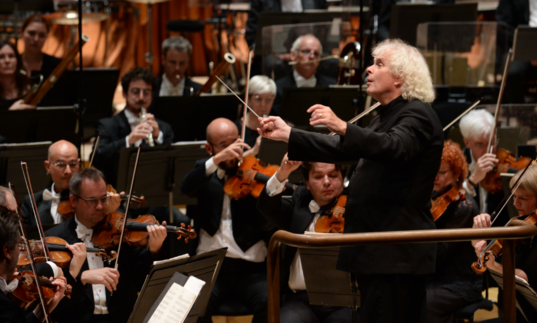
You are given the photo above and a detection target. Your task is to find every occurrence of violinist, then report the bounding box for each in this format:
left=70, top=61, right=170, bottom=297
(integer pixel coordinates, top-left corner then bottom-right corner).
left=0, top=208, right=68, bottom=323
left=258, top=38, right=442, bottom=323
left=257, top=155, right=352, bottom=323
left=472, top=165, right=537, bottom=323
left=426, top=140, right=482, bottom=323
left=0, top=40, right=35, bottom=111
left=180, top=117, right=272, bottom=323
left=44, top=168, right=167, bottom=323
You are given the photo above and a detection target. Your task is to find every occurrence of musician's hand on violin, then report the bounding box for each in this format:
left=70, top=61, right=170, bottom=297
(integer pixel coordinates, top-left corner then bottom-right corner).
left=144, top=113, right=160, bottom=138
left=473, top=213, right=492, bottom=229
left=257, top=116, right=291, bottom=142
left=8, top=99, right=36, bottom=110
left=147, top=221, right=168, bottom=256
left=66, top=243, right=87, bottom=279
left=48, top=276, right=67, bottom=311
left=81, top=268, right=120, bottom=292
left=307, top=104, right=347, bottom=136
left=213, top=139, right=250, bottom=165
left=128, top=123, right=152, bottom=145
left=474, top=240, right=487, bottom=257
left=243, top=136, right=262, bottom=158
left=105, top=192, right=123, bottom=214
left=472, top=153, right=499, bottom=184
left=276, top=153, right=302, bottom=182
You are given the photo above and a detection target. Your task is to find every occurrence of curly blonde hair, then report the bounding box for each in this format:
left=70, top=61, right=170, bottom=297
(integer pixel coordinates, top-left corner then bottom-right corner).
left=372, top=39, right=435, bottom=103
left=441, top=140, right=468, bottom=189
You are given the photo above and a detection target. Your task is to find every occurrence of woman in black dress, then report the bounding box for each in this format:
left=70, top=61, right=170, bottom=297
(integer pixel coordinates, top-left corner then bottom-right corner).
left=0, top=40, right=33, bottom=110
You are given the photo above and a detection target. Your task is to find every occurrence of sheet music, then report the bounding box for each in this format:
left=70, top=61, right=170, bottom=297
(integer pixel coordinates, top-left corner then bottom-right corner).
left=488, top=267, right=537, bottom=321
left=147, top=283, right=196, bottom=323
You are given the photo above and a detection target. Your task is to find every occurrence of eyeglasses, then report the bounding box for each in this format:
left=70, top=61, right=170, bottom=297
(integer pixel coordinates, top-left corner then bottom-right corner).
left=53, top=161, right=80, bottom=169
left=129, top=88, right=152, bottom=97
left=75, top=195, right=109, bottom=208
left=252, top=95, right=274, bottom=104
left=299, top=49, right=321, bottom=58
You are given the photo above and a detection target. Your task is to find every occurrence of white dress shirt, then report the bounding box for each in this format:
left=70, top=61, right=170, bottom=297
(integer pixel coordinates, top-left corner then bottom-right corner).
left=196, top=157, right=267, bottom=262
left=281, top=0, right=303, bottom=12
left=293, top=69, right=317, bottom=88
left=530, top=0, right=537, bottom=27
left=124, top=109, right=164, bottom=148
left=463, top=152, right=488, bottom=213
left=159, top=74, right=185, bottom=97
left=74, top=216, right=109, bottom=315
left=42, top=183, right=62, bottom=224
left=265, top=174, right=320, bottom=292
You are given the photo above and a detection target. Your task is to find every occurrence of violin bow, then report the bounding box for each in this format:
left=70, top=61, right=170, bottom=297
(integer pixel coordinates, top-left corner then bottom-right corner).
left=486, top=49, right=513, bottom=154
left=88, top=133, right=101, bottom=168
left=442, top=99, right=481, bottom=132
left=329, top=102, right=381, bottom=136
left=9, top=182, right=51, bottom=323
left=216, top=76, right=261, bottom=119
left=241, top=51, right=253, bottom=142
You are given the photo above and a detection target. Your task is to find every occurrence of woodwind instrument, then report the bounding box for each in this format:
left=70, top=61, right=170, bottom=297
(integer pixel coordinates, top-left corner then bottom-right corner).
left=140, top=107, right=154, bottom=147
left=24, top=34, right=90, bottom=106
left=196, top=53, right=236, bottom=96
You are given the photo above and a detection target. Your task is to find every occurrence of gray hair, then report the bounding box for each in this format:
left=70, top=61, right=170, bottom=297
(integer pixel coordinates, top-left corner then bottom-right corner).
left=0, top=186, right=12, bottom=208
left=162, top=36, right=192, bottom=56
left=248, top=75, right=276, bottom=96
left=290, top=34, right=323, bottom=55
left=459, top=109, right=495, bottom=140
left=70, top=168, right=106, bottom=197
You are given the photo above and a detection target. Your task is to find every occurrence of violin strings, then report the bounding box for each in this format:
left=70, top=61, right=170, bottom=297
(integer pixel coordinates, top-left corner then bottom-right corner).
left=215, top=76, right=261, bottom=119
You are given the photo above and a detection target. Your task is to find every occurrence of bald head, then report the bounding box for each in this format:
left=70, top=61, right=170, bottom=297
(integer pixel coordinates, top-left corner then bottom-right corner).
left=45, top=140, right=80, bottom=193
left=48, top=140, right=78, bottom=160
left=206, top=118, right=238, bottom=144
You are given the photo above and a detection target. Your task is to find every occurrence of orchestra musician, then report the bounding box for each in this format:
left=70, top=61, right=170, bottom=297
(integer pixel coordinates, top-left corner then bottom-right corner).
left=472, top=165, right=537, bottom=323
left=258, top=38, right=443, bottom=322
left=0, top=207, right=68, bottom=323
left=459, top=109, right=509, bottom=224
left=44, top=168, right=167, bottom=323
left=271, top=34, right=336, bottom=116
left=426, top=140, right=482, bottom=323
left=20, top=15, right=61, bottom=82
left=257, top=155, right=353, bottom=323
left=0, top=40, right=35, bottom=111
left=180, top=118, right=272, bottom=323
left=154, top=36, right=202, bottom=97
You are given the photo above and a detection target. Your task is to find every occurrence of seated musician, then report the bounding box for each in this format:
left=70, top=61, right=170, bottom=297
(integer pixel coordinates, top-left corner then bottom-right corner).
left=0, top=207, right=68, bottom=323
left=92, top=67, right=174, bottom=187
left=257, top=155, right=352, bottom=323
left=180, top=117, right=272, bottom=323
left=472, top=165, right=537, bottom=323
left=426, top=140, right=483, bottom=323
left=271, top=34, right=336, bottom=116
left=0, top=40, right=35, bottom=111
left=459, top=109, right=507, bottom=224
left=20, top=15, right=61, bottom=82
left=155, top=36, right=201, bottom=97
left=234, top=75, right=276, bottom=151
left=44, top=168, right=167, bottom=323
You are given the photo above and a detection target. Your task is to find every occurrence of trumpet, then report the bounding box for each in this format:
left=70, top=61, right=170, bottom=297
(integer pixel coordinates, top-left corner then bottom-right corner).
left=140, top=106, right=155, bottom=147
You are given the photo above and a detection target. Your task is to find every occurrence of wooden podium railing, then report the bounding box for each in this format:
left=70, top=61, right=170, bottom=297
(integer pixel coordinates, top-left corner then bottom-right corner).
left=267, top=220, right=537, bottom=323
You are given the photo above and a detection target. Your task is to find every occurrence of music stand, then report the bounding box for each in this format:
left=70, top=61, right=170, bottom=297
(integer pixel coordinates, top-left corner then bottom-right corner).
left=129, top=248, right=227, bottom=323
left=0, top=142, right=52, bottom=203
left=0, top=0, right=53, bottom=13
left=513, top=27, right=537, bottom=62
left=152, top=94, right=241, bottom=141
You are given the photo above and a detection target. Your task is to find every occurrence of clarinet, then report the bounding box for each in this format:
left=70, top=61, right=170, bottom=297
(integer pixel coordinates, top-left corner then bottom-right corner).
left=140, top=106, right=155, bottom=147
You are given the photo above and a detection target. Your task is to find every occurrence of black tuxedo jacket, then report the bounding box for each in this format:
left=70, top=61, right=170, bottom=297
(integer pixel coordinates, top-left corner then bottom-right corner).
left=0, top=291, right=41, bottom=323
left=180, top=159, right=272, bottom=253
left=45, top=217, right=153, bottom=323
left=271, top=73, right=336, bottom=116
left=91, top=110, right=174, bottom=187
left=21, top=189, right=53, bottom=227
left=287, top=96, right=443, bottom=275
left=154, top=77, right=202, bottom=97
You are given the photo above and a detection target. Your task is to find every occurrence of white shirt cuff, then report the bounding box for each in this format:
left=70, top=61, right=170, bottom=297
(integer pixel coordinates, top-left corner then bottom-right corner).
left=205, top=157, right=218, bottom=176
left=266, top=174, right=287, bottom=197
left=46, top=261, right=60, bottom=279
left=155, top=131, right=164, bottom=144
left=125, top=136, right=130, bottom=148
left=463, top=180, right=476, bottom=197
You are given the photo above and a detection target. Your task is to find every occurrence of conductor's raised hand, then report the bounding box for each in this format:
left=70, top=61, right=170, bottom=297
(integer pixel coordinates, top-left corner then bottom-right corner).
left=307, top=104, right=347, bottom=136
left=257, top=116, right=291, bottom=143
left=212, top=138, right=251, bottom=165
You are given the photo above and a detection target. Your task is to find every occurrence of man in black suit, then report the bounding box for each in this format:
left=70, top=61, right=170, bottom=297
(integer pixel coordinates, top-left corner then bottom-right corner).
left=92, top=67, right=174, bottom=187
left=259, top=38, right=443, bottom=322
left=271, top=34, right=336, bottom=116
left=180, top=118, right=272, bottom=323
left=154, top=36, right=202, bottom=97
left=45, top=168, right=167, bottom=323
left=257, top=155, right=352, bottom=323
left=0, top=208, right=68, bottom=323
left=21, top=140, right=80, bottom=226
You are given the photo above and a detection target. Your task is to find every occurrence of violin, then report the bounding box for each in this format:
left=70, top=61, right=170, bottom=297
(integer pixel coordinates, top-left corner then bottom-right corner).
left=8, top=270, right=72, bottom=310
left=314, top=195, right=347, bottom=233
left=18, top=237, right=117, bottom=268
left=92, top=212, right=197, bottom=250
left=480, top=148, right=535, bottom=194
left=224, top=156, right=297, bottom=199
left=430, top=186, right=465, bottom=221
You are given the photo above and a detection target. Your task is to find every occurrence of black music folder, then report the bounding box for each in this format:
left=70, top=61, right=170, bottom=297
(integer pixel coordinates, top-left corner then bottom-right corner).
left=129, top=248, right=226, bottom=323
left=513, top=27, right=537, bottom=61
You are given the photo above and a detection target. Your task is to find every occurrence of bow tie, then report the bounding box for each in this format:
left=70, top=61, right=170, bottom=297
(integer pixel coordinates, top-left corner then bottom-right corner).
left=309, top=200, right=320, bottom=214
left=76, top=225, right=93, bottom=241
left=42, top=189, right=60, bottom=202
